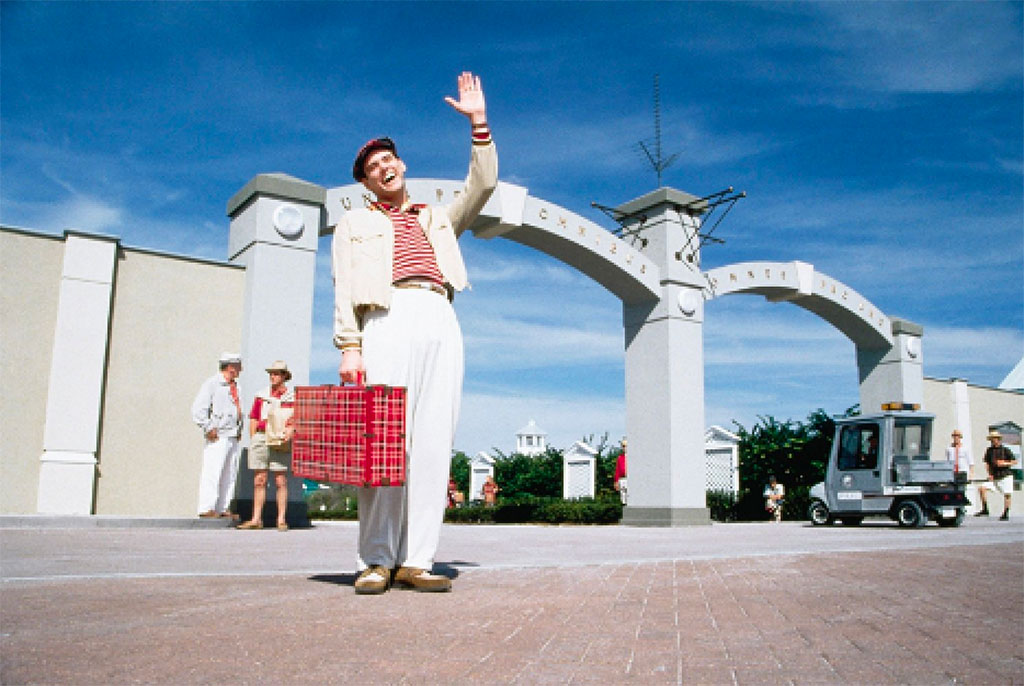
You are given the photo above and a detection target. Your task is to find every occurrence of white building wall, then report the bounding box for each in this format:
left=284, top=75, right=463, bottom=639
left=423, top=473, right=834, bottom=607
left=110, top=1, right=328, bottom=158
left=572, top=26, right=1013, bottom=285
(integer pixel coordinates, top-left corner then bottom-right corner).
left=0, top=226, right=245, bottom=516
left=96, top=248, right=245, bottom=516
left=0, top=229, right=64, bottom=514
left=924, top=376, right=1024, bottom=513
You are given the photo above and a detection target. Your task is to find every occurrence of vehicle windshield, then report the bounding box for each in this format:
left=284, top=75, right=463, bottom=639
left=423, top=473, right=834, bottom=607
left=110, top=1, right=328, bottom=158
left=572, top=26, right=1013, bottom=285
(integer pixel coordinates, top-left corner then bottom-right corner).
left=893, top=421, right=931, bottom=459
left=838, top=423, right=880, bottom=470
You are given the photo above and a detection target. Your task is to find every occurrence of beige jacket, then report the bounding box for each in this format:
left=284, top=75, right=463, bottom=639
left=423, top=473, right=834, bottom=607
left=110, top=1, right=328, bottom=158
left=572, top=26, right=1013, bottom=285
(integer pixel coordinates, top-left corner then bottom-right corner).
left=332, top=140, right=497, bottom=349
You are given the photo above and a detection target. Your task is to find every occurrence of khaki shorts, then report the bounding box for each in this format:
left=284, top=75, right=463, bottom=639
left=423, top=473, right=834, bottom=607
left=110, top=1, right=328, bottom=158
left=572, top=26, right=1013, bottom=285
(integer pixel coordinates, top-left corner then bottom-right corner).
left=981, top=474, right=1014, bottom=495
left=248, top=433, right=291, bottom=472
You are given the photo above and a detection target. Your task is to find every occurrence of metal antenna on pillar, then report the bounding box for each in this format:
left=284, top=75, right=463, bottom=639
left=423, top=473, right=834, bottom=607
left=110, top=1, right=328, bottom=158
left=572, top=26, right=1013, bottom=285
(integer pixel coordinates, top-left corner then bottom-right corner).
left=638, top=74, right=679, bottom=188
left=591, top=74, right=745, bottom=254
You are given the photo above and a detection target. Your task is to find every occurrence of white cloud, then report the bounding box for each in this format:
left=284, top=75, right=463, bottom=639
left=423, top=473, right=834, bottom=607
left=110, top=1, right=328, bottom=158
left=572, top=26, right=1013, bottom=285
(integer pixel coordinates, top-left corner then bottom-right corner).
left=463, top=314, right=620, bottom=371
left=817, top=2, right=1023, bottom=95
left=923, top=324, right=1024, bottom=371
left=456, top=387, right=624, bottom=456
left=32, top=193, right=123, bottom=235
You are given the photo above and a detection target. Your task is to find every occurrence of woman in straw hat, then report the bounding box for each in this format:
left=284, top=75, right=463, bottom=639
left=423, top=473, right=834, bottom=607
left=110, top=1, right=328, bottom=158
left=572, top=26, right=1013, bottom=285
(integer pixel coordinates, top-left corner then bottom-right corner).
left=239, top=360, right=295, bottom=531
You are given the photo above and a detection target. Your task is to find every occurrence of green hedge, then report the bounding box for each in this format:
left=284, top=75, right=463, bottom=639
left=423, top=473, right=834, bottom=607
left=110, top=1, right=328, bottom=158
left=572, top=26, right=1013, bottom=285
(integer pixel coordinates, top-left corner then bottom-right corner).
left=307, top=496, right=623, bottom=524
left=306, top=489, right=798, bottom=524
left=443, top=496, right=623, bottom=524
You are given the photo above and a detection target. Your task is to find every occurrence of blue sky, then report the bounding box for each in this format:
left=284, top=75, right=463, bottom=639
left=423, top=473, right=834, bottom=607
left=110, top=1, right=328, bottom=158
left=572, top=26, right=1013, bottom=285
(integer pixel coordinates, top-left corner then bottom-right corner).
left=3, top=1, right=1022, bottom=456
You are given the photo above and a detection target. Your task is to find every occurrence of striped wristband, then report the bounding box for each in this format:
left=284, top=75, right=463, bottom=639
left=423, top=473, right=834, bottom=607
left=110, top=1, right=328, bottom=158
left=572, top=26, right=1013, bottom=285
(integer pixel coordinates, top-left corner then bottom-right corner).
left=472, top=125, right=492, bottom=145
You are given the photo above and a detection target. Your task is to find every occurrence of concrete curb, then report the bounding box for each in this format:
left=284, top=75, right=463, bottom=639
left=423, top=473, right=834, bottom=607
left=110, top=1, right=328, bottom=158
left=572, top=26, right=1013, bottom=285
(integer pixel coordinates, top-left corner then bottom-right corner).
left=0, top=514, right=235, bottom=529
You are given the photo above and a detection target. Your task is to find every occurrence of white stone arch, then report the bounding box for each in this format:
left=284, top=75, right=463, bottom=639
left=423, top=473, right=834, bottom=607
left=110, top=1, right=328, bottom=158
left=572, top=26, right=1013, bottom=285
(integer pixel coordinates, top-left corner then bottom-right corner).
left=702, top=260, right=923, bottom=412
left=703, top=260, right=891, bottom=349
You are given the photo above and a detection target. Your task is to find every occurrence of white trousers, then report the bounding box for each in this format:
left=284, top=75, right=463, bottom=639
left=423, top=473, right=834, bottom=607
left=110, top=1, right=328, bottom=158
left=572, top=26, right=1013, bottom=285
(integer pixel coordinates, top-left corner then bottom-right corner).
left=357, top=288, right=463, bottom=571
left=197, top=434, right=240, bottom=514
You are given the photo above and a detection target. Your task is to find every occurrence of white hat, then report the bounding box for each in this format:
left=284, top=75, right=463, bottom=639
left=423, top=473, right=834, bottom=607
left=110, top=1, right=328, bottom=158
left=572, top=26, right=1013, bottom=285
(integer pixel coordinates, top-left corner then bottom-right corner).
left=218, top=352, right=242, bottom=367
left=265, top=360, right=292, bottom=381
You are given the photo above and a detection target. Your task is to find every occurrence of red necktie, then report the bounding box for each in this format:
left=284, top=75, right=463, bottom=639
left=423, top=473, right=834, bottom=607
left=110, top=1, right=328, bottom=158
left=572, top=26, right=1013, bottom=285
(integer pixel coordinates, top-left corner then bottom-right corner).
left=229, top=382, right=241, bottom=414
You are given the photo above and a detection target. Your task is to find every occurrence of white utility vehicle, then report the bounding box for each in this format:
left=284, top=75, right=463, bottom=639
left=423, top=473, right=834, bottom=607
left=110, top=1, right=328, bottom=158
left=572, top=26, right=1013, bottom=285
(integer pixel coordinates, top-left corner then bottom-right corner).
left=808, top=404, right=969, bottom=528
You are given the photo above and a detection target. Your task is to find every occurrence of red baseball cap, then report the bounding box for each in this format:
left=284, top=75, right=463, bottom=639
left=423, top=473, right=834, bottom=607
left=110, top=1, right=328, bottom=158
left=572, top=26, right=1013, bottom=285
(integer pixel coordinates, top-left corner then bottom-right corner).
left=352, top=137, right=397, bottom=181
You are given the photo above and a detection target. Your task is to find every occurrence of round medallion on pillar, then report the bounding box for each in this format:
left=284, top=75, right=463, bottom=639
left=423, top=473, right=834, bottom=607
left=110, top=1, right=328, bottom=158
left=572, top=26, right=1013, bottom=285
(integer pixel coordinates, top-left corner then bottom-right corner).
left=904, top=337, right=920, bottom=359
left=272, top=204, right=305, bottom=239
left=677, top=289, right=702, bottom=317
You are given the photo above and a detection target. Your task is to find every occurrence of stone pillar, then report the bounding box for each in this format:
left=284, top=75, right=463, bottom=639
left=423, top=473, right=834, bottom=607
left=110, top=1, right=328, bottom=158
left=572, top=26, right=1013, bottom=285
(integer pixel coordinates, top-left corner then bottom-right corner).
left=37, top=232, right=118, bottom=514
left=856, top=318, right=924, bottom=414
left=226, top=173, right=326, bottom=526
left=619, top=189, right=710, bottom=526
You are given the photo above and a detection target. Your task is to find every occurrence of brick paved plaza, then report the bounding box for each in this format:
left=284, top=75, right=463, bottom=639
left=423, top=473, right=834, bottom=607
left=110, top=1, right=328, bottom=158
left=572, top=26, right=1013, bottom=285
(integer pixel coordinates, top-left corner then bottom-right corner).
left=1, top=517, right=1021, bottom=685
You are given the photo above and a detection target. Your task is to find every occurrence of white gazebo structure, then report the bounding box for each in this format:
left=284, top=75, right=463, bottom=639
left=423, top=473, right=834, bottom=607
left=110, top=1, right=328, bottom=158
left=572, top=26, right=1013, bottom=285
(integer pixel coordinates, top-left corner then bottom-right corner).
left=516, top=419, right=548, bottom=456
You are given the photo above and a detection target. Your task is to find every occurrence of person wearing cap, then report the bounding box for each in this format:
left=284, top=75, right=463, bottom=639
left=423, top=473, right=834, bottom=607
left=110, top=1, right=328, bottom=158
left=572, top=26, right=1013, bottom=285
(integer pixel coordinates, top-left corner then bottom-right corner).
left=944, top=429, right=973, bottom=482
left=190, top=353, right=244, bottom=518
left=332, top=71, right=496, bottom=594
left=976, top=429, right=1017, bottom=520
left=238, top=360, right=295, bottom=531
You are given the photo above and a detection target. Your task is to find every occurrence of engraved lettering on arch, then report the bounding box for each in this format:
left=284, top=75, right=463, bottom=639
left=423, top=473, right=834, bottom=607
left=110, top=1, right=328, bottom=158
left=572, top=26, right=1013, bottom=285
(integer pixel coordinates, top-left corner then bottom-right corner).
left=361, top=193, right=373, bottom=207
left=341, top=196, right=352, bottom=211
left=436, top=188, right=445, bottom=202
left=539, top=207, right=548, bottom=220
left=557, top=216, right=567, bottom=229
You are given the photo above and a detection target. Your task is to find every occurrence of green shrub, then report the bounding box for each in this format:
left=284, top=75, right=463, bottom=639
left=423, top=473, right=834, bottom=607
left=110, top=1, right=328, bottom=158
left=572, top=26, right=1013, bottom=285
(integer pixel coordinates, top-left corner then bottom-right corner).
left=443, top=495, right=622, bottom=525
left=306, top=484, right=359, bottom=520
left=706, top=489, right=737, bottom=522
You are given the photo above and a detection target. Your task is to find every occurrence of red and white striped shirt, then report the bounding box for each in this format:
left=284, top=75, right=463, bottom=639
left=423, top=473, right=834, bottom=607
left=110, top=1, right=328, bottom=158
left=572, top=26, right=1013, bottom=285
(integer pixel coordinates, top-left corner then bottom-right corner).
left=374, top=126, right=492, bottom=287
left=374, top=202, right=445, bottom=286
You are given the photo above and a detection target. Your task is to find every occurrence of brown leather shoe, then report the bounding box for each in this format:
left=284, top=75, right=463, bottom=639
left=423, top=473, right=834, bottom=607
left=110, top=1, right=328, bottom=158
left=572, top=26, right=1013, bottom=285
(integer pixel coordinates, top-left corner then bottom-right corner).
left=354, top=566, right=391, bottom=595
left=198, top=510, right=218, bottom=518
left=236, top=520, right=263, bottom=530
left=393, top=566, right=451, bottom=592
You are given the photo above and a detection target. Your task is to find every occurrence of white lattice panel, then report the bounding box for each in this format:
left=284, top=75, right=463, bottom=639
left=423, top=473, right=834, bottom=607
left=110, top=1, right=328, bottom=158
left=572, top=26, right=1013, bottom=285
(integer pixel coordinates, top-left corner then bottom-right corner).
left=705, top=448, right=737, bottom=493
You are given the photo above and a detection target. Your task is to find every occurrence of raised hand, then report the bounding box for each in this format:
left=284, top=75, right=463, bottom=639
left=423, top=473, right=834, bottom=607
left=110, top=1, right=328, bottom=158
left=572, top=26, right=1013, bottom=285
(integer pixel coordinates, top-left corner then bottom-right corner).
left=444, top=71, right=487, bottom=125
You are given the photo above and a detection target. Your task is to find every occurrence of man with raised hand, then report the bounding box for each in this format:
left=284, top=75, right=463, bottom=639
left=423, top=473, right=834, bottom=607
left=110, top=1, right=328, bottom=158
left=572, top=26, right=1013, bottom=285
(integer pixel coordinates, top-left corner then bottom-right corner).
left=332, top=72, right=497, bottom=594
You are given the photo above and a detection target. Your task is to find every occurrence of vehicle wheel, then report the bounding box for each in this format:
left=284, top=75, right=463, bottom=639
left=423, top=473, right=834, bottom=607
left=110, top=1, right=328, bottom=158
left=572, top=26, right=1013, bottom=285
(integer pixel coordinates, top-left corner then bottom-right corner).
left=938, top=508, right=966, bottom=528
left=896, top=500, right=926, bottom=528
left=809, top=500, right=833, bottom=526
left=840, top=516, right=863, bottom=526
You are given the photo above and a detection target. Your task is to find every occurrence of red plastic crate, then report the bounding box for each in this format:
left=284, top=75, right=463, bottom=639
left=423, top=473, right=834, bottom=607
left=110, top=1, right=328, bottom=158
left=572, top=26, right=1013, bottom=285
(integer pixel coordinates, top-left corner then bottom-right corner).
left=292, top=384, right=406, bottom=487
